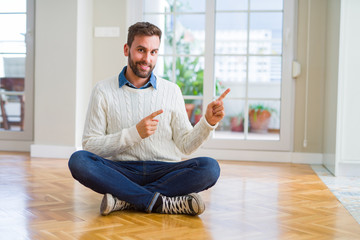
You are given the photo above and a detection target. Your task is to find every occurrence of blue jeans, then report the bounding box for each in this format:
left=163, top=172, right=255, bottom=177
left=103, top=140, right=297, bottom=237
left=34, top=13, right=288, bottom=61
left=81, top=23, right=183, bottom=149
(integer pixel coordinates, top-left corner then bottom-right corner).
left=68, top=150, right=220, bottom=212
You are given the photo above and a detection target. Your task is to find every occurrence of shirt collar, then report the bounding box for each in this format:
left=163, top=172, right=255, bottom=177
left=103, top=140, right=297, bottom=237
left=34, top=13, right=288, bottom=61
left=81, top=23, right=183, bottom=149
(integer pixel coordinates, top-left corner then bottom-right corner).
left=118, top=66, right=157, bottom=90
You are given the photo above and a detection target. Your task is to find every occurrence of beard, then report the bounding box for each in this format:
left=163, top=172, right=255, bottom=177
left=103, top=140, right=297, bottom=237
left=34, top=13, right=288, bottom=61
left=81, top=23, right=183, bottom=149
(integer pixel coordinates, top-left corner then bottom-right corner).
left=128, top=52, right=155, bottom=79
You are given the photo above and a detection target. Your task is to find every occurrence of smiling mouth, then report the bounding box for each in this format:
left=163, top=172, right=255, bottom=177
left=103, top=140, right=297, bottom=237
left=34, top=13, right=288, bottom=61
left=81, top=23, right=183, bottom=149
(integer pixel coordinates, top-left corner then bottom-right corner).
left=138, top=63, right=150, bottom=71
left=140, top=65, right=149, bottom=71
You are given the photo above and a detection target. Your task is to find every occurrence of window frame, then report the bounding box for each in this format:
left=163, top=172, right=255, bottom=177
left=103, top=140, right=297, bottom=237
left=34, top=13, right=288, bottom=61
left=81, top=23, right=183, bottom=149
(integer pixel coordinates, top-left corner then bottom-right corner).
left=202, top=0, right=296, bottom=151
left=137, top=0, right=297, bottom=151
left=0, top=0, right=34, bottom=141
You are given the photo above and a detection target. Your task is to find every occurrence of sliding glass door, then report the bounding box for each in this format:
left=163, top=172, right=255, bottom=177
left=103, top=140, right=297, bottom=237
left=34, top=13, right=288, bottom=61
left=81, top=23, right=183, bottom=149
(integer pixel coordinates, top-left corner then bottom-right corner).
left=0, top=0, right=34, bottom=141
left=142, top=0, right=295, bottom=151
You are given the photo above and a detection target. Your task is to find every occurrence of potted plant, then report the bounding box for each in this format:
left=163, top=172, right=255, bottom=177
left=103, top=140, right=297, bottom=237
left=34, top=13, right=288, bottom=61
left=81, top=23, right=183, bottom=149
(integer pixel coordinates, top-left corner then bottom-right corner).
left=164, top=56, right=203, bottom=121
left=248, top=104, right=276, bottom=133
left=163, top=27, right=204, bottom=121
left=230, top=113, right=244, bottom=132
left=193, top=106, right=202, bottom=125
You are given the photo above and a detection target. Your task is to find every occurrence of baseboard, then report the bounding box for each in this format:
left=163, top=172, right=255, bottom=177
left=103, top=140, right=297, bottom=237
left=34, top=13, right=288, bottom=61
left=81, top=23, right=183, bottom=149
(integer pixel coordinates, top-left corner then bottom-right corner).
left=187, top=148, right=323, bottom=164
left=30, top=144, right=79, bottom=159
left=28, top=144, right=323, bottom=164
left=291, top=152, right=323, bottom=164
left=0, top=140, right=32, bottom=152
left=336, top=162, right=360, bottom=177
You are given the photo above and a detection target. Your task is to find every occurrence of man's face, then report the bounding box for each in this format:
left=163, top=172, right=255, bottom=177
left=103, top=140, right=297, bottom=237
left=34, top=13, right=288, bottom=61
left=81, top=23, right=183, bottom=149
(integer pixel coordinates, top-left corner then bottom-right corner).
left=125, top=35, right=160, bottom=79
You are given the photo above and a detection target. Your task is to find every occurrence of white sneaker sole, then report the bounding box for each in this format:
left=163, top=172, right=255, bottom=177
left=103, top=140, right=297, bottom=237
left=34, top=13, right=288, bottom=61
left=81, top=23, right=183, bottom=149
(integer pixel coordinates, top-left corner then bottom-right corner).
left=100, top=193, right=114, bottom=216
left=189, top=193, right=205, bottom=215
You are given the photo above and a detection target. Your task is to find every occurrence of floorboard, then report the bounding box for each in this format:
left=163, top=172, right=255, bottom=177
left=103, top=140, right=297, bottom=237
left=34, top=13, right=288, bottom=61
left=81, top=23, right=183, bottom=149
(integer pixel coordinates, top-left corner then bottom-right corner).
left=1, top=152, right=359, bottom=240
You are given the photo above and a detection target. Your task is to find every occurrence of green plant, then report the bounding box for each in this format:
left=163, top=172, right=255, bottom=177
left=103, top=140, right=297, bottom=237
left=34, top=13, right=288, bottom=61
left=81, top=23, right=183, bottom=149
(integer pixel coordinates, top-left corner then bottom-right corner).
left=215, top=78, right=226, bottom=96
left=162, top=8, right=204, bottom=97
left=249, top=104, right=276, bottom=122
left=194, top=107, right=202, bottom=115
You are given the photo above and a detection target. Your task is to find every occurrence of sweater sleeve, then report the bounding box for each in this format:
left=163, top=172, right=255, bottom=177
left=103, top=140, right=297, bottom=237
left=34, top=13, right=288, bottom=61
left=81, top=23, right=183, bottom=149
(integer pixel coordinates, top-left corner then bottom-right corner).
left=170, top=86, right=217, bottom=155
left=82, top=84, right=142, bottom=158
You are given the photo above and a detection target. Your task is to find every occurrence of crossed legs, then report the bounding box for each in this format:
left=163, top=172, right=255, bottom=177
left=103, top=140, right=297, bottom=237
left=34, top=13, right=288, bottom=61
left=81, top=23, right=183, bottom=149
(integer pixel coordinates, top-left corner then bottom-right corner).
left=68, top=150, right=220, bottom=214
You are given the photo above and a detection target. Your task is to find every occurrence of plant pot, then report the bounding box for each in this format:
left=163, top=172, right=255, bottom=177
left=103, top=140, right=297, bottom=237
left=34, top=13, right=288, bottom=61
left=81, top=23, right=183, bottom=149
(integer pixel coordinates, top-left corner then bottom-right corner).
left=185, top=103, right=195, bottom=120
left=194, top=114, right=202, bottom=124
left=249, top=109, right=271, bottom=133
left=230, top=116, right=244, bottom=132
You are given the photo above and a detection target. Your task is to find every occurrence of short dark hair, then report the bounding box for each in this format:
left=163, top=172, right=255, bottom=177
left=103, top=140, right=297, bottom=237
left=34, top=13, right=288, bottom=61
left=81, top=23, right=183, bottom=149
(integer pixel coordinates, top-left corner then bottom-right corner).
left=127, top=22, right=162, bottom=47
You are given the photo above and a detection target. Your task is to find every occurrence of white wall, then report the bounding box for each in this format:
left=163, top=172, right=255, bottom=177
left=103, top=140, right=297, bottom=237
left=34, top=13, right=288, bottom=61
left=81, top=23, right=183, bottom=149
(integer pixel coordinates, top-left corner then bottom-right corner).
left=76, top=0, right=93, bottom=148
left=335, top=0, right=360, bottom=176
left=31, top=0, right=93, bottom=158
left=93, top=0, right=127, bottom=84
left=33, top=0, right=77, bottom=147
left=323, top=0, right=340, bottom=174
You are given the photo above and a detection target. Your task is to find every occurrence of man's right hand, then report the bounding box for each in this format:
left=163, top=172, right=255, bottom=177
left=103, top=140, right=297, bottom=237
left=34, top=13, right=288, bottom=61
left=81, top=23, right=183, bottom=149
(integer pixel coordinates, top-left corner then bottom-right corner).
left=136, top=109, right=163, bottom=139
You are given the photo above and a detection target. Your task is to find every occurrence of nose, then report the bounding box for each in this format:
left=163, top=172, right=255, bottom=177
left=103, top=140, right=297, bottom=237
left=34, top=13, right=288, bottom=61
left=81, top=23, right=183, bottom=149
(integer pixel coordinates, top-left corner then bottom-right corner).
left=143, top=52, right=151, bottom=63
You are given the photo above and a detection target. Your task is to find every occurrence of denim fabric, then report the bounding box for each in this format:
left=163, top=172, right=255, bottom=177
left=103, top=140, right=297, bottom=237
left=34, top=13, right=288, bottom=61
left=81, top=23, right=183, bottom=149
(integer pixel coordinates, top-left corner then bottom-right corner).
left=68, top=150, right=220, bottom=212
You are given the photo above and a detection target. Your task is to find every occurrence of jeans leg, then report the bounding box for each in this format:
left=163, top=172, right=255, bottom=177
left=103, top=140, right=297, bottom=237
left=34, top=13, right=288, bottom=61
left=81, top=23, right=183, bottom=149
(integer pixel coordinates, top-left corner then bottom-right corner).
left=143, top=157, right=220, bottom=197
left=68, top=150, right=158, bottom=212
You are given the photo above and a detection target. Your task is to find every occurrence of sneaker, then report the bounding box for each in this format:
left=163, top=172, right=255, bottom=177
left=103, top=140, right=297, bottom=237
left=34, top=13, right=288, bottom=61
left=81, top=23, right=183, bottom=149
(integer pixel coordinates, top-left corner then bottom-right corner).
left=157, top=193, right=205, bottom=216
left=100, top=193, right=133, bottom=216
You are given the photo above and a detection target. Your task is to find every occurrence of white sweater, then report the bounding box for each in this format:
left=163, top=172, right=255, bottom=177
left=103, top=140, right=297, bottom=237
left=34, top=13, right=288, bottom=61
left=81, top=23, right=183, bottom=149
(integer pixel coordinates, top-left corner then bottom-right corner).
left=82, top=76, right=217, bottom=162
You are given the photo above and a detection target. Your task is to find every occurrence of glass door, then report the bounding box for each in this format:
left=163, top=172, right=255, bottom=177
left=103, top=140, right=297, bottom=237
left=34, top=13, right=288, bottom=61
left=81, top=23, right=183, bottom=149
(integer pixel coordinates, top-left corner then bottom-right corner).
left=142, top=0, right=295, bottom=151
left=143, top=0, right=207, bottom=125
left=204, top=0, right=294, bottom=151
left=0, top=0, right=34, bottom=140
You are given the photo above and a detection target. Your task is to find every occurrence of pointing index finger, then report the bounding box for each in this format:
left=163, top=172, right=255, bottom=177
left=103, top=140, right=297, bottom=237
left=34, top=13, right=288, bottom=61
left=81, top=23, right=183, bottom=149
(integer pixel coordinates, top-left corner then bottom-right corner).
left=148, top=109, right=163, bottom=119
left=217, top=88, right=231, bottom=101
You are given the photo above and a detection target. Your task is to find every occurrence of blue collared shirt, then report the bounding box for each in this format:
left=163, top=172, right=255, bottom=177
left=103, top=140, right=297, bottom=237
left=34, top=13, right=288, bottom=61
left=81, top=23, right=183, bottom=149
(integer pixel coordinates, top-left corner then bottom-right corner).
left=118, top=66, right=157, bottom=89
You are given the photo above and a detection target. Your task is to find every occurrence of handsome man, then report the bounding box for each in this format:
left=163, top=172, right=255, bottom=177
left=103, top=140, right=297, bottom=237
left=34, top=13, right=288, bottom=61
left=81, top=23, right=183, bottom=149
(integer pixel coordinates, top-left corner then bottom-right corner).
left=68, top=22, right=230, bottom=216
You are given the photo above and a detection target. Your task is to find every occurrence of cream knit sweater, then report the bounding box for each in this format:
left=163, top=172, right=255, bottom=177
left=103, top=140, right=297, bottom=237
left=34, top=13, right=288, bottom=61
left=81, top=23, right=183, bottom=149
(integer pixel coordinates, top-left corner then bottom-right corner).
left=82, top=76, right=217, bottom=162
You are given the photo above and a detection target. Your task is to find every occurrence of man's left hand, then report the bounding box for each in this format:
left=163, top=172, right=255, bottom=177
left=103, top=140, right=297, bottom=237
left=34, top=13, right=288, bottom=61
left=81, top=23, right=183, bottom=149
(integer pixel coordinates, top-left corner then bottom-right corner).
left=205, top=88, right=231, bottom=126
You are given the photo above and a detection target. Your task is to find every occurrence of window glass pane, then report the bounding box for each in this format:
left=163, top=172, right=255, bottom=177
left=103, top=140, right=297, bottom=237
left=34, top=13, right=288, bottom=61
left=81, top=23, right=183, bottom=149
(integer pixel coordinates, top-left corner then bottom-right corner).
left=215, top=13, right=247, bottom=54
left=144, top=14, right=173, bottom=55
left=249, top=12, right=283, bottom=55
left=0, top=0, right=27, bottom=132
left=248, top=56, right=281, bottom=98
left=216, top=0, right=248, bottom=11
left=153, top=56, right=172, bottom=80
left=185, top=99, right=203, bottom=126
left=175, top=14, right=205, bottom=55
left=0, top=54, right=25, bottom=78
left=0, top=14, right=26, bottom=53
left=176, top=56, right=204, bottom=96
left=0, top=76, right=25, bottom=131
left=214, top=56, right=246, bottom=98
left=176, top=0, right=205, bottom=12
left=248, top=100, right=280, bottom=140
left=143, top=0, right=172, bottom=13
left=0, top=0, right=26, bottom=12
left=250, top=0, right=283, bottom=10
left=215, top=99, right=245, bottom=139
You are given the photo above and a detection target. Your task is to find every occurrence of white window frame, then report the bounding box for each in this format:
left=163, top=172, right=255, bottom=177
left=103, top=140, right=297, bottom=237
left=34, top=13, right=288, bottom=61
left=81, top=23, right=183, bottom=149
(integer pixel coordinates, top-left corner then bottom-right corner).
left=131, top=0, right=297, bottom=152
left=0, top=0, right=34, bottom=142
left=203, top=0, right=296, bottom=151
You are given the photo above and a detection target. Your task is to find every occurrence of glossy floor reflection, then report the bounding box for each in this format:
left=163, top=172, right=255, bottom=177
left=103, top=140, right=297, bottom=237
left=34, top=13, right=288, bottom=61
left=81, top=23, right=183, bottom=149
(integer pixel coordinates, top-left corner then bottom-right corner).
left=312, top=165, right=360, bottom=224
left=0, top=152, right=360, bottom=239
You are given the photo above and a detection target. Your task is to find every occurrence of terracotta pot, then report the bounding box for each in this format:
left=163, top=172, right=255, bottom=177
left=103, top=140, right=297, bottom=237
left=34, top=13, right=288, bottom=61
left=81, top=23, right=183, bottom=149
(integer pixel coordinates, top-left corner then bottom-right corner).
left=249, top=109, right=271, bottom=133
left=230, top=116, right=244, bottom=132
left=194, top=114, right=202, bottom=124
left=185, top=103, right=195, bottom=120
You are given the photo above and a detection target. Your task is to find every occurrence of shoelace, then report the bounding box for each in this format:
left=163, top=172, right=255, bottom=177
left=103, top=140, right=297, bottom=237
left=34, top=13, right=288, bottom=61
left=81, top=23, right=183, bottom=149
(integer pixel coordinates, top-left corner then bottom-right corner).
left=161, top=195, right=194, bottom=214
left=113, top=198, right=131, bottom=211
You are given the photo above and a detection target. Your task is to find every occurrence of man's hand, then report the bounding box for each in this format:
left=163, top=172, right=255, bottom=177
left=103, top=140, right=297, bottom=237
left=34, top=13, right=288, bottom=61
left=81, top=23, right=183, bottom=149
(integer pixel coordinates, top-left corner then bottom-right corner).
left=136, top=110, right=163, bottom=139
left=205, top=88, right=231, bottom=126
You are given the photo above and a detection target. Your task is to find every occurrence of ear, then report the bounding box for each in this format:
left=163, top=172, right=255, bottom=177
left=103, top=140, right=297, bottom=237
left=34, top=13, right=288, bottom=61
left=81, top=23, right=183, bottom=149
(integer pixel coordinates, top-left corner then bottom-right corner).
left=124, top=43, right=129, bottom=57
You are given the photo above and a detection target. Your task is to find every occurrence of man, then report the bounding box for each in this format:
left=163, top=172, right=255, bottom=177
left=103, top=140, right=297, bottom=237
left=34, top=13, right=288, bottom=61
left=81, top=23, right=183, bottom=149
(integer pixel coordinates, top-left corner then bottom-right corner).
left=68, top=22, right=230, bottom=216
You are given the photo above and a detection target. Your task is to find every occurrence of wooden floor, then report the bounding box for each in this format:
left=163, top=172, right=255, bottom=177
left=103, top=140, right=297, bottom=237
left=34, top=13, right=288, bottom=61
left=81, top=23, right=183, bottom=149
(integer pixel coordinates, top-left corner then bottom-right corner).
left=1, top=152, right=360, bottom=240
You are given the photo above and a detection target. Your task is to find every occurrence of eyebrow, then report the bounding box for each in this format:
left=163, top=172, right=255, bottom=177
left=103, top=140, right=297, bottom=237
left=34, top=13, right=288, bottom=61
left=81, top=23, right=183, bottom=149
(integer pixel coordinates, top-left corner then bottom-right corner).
left=136, top=45, right=159, bottom=52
